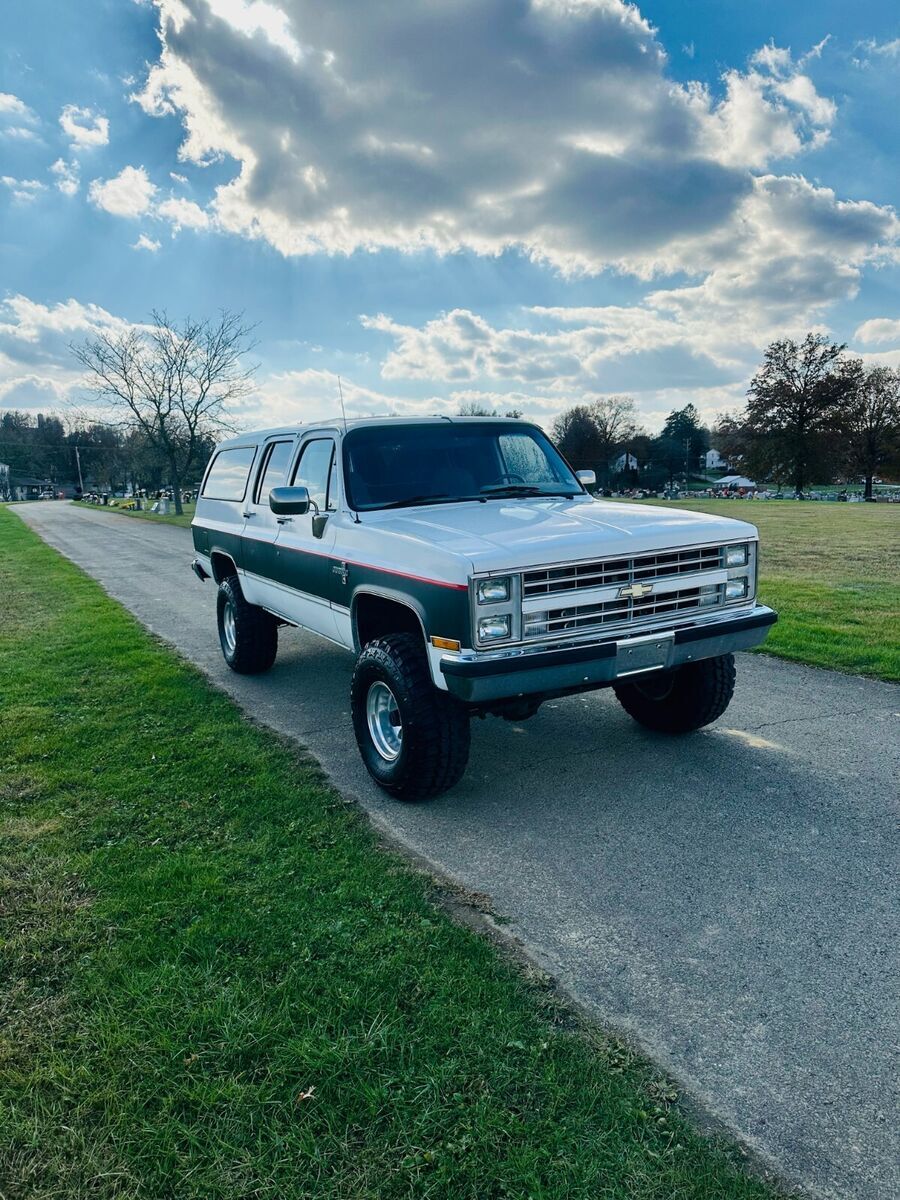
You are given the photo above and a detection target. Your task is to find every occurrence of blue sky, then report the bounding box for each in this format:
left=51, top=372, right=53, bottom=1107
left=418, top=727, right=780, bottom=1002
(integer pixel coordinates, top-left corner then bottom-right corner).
left=1, top=0, right=898, bottom=432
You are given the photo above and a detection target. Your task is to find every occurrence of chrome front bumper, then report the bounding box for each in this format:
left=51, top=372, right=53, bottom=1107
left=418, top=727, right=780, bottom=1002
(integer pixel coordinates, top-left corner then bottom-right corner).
left=440, top=605, right=777, bottom=703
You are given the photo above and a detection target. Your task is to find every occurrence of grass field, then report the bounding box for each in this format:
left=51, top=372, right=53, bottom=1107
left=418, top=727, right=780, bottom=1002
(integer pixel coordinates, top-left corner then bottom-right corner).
left=0, top=506, right=778, bottom=1199
left=72, top=499, right=196, bottom=528
left=629, top=500, right=900, bottom=682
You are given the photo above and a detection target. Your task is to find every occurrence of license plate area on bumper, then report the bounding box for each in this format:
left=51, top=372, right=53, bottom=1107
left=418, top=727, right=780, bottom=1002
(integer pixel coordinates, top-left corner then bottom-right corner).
left=615, top=631, right=675, bottom=678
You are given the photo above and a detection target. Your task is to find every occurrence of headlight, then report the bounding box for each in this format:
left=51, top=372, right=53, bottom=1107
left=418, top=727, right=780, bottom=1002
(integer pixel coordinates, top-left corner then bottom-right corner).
left=478, top=614, right=511, bottom=640
left=725, top=544, right=749, bottom=567
left=725, top=578, right=749, bottom=601
left=477, top=577, right=510, bottom=604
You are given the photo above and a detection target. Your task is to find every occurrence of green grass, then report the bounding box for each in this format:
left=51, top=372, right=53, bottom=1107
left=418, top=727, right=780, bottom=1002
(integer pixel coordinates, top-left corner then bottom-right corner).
left=0, top=506, right=779, bottom=1200
left=73, top=499, right=196, bottom=528
left=627, top=499, right=900, bottom=681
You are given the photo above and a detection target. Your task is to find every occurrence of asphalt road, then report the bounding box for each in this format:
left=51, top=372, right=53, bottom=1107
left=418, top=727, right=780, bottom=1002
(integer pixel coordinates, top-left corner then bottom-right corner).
left=14, top=501, right=900, bottom=1200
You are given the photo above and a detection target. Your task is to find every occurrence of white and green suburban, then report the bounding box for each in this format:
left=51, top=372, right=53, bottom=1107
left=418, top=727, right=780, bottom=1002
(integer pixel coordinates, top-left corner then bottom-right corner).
left=191, top=417, right=776, bottom=800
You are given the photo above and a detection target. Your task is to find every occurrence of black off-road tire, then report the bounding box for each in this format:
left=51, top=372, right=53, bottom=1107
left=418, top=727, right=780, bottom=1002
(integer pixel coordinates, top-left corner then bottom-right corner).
left=613, top=653, right=736, bottom=733
left=216, top=574, right=278, bottom=674
left=351, top=633, right=471, bottom=801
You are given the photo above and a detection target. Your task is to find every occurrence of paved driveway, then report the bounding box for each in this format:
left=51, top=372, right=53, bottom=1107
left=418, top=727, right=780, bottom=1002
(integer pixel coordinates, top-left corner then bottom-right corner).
left=14, top=501, right=900, bottom=1200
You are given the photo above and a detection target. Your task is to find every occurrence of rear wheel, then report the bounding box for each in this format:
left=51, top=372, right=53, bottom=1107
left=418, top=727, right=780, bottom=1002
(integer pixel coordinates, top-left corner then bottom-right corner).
left=216, top=575, right=278, bottom=674
left=351, top=633, right=470, bottom=800
left=613, top=653, right=736, bottom=733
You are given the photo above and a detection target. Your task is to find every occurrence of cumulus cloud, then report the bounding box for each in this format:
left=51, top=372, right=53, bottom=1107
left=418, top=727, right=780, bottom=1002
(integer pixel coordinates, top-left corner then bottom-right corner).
left=130, top=0, right=852, bottom=276
left=133, top=233, right=162, bottom=252
left=0, top=295, right=136, bottom=411
left=363, top=174, right=898, bottom=398
left=88, top=165, right=157, bottom=217
left=59, top=104, right=110, bottom=148
left=854, top=318, right=900, bottom=345
left=1, top=176, right=46, bottom=203
left=157, top=195, right=209, bottom=229
left=51, top=158, right=80, bottom=196
left=0, top=91, right=39, bottom=140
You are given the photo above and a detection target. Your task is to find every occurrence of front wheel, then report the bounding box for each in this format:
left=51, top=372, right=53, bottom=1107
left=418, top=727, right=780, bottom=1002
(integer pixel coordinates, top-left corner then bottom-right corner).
left=216, top=575, right=278, bottom=674
left=613, top=653, right=736, bottom=733
left=351, top=633, right=470, bottom=800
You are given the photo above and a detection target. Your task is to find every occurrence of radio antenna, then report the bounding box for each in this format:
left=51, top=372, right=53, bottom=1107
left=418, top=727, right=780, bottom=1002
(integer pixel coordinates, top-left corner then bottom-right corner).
left=337, top=376, right=348, bottom=432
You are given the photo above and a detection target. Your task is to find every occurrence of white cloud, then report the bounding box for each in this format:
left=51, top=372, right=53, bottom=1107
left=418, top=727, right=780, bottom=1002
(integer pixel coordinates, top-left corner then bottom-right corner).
left=51, top=158, right=80, bottom=196
left=59, top=104, right=110, bottom=148
left=133, top=233, right=162, bottom=252
left=0, top=92, right=35, bottom=119
left=364, top=174, right=898, bottom=400
left=0, top=91, right=39, bottom=140
left=130, top=2, right=852, bottom=276
left=157, top=195, right=209, bottom=229
left=1, top=176, right=46, bottom=203
left=0, top=295, right=137, bottom=412
left=854, top=318, right=900, bottom=346
left=854, top=37, right=900, bottom=66
left=88, top=165, right=157, bottom=217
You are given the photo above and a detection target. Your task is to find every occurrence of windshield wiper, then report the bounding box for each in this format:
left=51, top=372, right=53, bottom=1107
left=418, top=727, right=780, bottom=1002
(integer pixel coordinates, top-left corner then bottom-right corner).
left=374, top=493, right=480, bottom=510
left=479, top=484, right=576, bottom=498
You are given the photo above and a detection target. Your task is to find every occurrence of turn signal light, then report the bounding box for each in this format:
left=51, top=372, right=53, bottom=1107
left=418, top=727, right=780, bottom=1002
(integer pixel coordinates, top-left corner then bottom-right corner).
left=431, top=636, right=461, bottom=652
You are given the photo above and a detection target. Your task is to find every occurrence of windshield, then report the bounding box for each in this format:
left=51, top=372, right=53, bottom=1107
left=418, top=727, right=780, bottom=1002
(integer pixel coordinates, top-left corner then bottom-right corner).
left=342, top=422, right=582, bottom=512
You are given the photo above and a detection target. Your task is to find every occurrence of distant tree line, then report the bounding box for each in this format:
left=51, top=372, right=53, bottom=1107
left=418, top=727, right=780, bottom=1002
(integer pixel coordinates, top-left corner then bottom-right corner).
left=546, top=334, right=900, bottom=498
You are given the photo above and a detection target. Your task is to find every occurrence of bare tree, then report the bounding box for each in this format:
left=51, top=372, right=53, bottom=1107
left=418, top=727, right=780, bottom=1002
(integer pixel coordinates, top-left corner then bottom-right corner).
left=456, top=401, right=523, bottom=417
left=746, top=334, right=855, bottom=497
left=845, top=365, right=900, bottom=500
left=591, top=395, right=640, bottom=481
left=552, top=396, right=641, bottom=482
left=72, top=310, right=257, bottom=515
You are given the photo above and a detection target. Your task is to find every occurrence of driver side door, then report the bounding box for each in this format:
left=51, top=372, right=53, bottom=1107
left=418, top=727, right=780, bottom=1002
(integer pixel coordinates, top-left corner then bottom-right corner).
left=270, top=435, right=340, bottom=639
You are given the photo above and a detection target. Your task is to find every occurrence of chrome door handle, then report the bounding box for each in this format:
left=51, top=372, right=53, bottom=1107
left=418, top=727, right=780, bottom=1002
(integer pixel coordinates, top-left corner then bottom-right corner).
left=276, top=516, right=293, bottom=524
left=242, top=511, right=255, bottom=518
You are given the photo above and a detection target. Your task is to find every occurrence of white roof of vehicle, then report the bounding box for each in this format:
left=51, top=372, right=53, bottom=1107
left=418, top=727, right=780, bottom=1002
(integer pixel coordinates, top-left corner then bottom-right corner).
left=216, top=415, right=533, bottom=446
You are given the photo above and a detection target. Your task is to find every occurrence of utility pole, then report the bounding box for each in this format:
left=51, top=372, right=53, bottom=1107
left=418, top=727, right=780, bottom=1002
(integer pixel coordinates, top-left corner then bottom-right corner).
left=75, top=446, right=84, bottom=494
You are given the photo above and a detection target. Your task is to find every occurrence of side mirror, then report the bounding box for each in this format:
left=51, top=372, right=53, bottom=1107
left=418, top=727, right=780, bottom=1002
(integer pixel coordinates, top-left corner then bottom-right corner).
left=269, top=485, right=310, bottom=515
left=576, top=470, right=596, bottom=488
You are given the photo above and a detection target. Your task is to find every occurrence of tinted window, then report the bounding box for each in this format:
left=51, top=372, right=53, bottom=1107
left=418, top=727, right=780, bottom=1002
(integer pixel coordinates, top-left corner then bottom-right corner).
left=342, top=423, right=579, bottom=511
left=254, top=440, right=294, bottom=504
left=292, top=439, right=337, bottom=511
left=201, top=446, right=257, bottom=501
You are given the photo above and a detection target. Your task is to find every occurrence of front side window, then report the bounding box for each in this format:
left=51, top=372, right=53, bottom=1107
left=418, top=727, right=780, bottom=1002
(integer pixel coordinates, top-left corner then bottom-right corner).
left=254, top=440, right=294, bottom=504
left=342, top=422, right=580, bottom=511
left=201, top=445, right=257, bottom=501
left=292, top=438, right=337, bottom=511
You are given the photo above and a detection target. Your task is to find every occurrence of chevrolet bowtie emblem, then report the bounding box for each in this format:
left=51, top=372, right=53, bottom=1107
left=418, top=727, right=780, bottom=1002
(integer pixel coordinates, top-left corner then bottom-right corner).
left=618, top=582, right=653, bottom=599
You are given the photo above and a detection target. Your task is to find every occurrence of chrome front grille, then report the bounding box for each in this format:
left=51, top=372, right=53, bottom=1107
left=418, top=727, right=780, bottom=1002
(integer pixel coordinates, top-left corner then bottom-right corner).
left=523, top=545, right=722, bottom=597
left=521, top=543, right=729, bottom=642
left=523, top=584, right=723, bottom=639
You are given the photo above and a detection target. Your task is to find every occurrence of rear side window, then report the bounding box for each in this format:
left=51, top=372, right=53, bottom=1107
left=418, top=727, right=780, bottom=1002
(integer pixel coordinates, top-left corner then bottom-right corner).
left=254, top=440, right=294, bottom=504
left=201, top=446, right=257, bottom=501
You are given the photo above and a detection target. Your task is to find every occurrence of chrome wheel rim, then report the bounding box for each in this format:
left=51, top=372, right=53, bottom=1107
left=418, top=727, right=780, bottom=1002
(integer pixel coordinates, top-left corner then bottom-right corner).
left=366, top=681, right=403, bottom=762
left=222, top=599, right=237, bottom=654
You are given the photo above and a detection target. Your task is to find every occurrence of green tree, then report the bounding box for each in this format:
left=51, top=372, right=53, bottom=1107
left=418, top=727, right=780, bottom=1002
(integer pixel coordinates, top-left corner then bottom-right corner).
left=652, top=404, right=710, bottom=486
left=845, top=365, right=900, bottom=500
left=746, top=334, right=856, bottom=496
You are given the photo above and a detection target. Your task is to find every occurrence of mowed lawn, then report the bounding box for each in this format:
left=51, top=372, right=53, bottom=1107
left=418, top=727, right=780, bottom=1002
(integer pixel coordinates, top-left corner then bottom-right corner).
left=628, top=500, right=900, bottom=682
left=0, top=507, right=778, bottom=1200
left=73, top=499, right=196, bottom=528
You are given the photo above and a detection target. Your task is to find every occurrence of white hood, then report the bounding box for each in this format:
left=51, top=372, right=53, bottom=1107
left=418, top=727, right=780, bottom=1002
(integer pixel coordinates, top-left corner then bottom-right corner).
left=363, top=496, right=758, bottom=574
